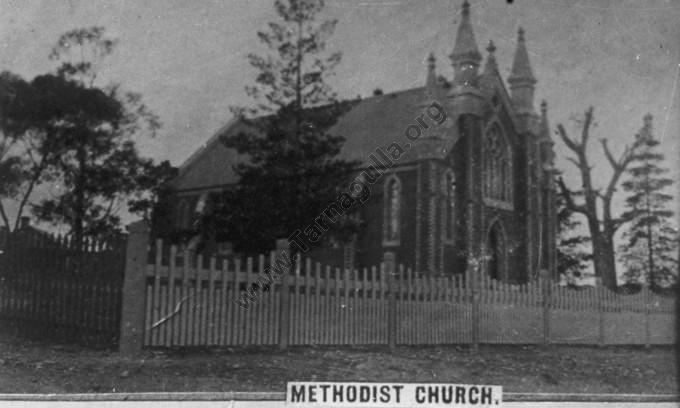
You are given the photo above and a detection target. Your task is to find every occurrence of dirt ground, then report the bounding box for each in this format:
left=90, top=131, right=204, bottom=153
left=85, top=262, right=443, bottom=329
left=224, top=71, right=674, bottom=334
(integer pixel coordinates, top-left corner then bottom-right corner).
left=0, top=333, right=676, bottom=395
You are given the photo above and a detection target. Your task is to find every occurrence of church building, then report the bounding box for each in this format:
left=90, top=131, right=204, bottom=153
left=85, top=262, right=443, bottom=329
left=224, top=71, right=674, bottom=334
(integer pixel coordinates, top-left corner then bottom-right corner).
left=166, top=1, right=557, bottom=282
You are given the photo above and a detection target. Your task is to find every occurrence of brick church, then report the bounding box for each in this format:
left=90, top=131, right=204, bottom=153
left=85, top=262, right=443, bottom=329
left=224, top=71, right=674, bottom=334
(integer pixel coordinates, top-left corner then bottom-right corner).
left=166, top=1, right=557, bottom=282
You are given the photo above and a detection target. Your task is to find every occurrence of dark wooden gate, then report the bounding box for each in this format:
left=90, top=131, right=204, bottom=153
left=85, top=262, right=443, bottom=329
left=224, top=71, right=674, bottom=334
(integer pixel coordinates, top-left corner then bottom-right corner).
left=0, top=229, right=126, bottom=348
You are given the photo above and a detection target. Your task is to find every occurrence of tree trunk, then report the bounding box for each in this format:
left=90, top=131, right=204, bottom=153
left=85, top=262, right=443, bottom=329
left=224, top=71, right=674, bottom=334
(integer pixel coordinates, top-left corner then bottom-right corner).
left=73, top=143, right=86, bottom=251
left=557, top=108, right=645, bottom=289
left=595, top=233, right=617, bottom=288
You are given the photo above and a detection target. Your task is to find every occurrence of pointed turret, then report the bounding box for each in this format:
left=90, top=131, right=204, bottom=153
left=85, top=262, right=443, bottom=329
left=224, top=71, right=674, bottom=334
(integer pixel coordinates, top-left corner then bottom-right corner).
left=483, top=40, right=498, bottom=75
left=450, top=0, right=482, bottom=88
left=508, top=27, right=537, bottom=114
left=414, top=52, right=448, bottom=160
left=419, top=52, right=441, bottom=106
left=425, top=53, right=439, bottom=97
left=426, top=52, right=437, bottom=91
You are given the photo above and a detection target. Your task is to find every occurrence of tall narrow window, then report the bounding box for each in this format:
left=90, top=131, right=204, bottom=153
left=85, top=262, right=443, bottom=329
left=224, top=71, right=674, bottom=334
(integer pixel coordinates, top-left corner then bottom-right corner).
left=443, top=170, right=456, bottom=241
left=383, top=175, right=401, bottom=245
left=483, top=124, right=513, bottom=205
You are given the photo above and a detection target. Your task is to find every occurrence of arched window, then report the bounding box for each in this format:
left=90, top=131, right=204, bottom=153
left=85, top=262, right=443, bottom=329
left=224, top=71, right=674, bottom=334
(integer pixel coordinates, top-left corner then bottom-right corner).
left=442, top=170, right=456, bottom=241
left=383, top=175, right=401, bottom=245
left=177, top=200, right=190, bottom=229
left=483, top=124, right=513, bottom=204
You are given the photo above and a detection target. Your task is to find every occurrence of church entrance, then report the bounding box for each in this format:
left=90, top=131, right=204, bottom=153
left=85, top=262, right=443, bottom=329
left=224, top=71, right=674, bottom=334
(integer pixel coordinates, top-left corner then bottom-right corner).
left=486, top=222, right=506, bottom=281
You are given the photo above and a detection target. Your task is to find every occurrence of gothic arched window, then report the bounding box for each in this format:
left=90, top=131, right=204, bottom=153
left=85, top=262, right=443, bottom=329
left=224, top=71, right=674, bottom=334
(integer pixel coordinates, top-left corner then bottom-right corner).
left=383, top=175, right=401, bottom=245
left=483, top=124, right=513, bottom=205
left=442, top=170, right=456, bottom=242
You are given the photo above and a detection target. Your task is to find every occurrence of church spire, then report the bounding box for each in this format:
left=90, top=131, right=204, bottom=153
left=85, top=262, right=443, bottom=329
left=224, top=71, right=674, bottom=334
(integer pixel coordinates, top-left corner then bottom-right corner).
left=450, top=0, right=482, bottom=88
left=508, top=27, right=537, bottom=113
left=483, top=40, right=498, bottom=75
left=418, top=52, right=441, bottom=109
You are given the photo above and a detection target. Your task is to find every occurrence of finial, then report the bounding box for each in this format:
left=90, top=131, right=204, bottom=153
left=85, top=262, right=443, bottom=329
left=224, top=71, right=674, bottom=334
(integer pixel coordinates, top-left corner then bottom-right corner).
left=462, top=0, right=470, bottom=16
left=424, top=52, right=438, bottom=97
left=541, top=100, right=547, bottom=115
left=484, top=40, right=498, bottom=74
left=487, top=40, right=496, bottom=55
left=427, top=52, right=436, bottom=69
left=643, top=113, right=653, bottom=126
left=518, top=27, right=525, bottom=42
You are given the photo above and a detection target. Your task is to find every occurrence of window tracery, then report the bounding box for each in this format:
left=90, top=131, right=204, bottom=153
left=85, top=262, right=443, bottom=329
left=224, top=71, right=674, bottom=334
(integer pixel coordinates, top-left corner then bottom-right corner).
left=483, top=124, right=512, bottom=205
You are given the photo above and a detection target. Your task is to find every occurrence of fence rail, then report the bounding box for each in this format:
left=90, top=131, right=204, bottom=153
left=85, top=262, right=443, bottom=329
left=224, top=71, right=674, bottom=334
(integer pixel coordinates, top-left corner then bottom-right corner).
left=142, top=239, right=675, bottom=348
left=0, top=230, right=126, bottom=348
left=1, top=222, right=674, bottom=353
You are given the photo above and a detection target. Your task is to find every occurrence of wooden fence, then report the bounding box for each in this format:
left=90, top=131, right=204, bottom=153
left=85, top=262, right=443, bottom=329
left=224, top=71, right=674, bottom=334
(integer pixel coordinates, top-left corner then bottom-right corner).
left=0, top=229, right=126, bottom=348
left=1, top=221, right=674, bottom=353
left=141, top=238, right=676, bottom=349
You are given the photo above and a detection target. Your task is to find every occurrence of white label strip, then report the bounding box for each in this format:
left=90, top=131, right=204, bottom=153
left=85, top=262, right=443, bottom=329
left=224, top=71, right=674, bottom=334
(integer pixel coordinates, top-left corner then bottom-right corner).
left=286, top=382, right=502, bottom=407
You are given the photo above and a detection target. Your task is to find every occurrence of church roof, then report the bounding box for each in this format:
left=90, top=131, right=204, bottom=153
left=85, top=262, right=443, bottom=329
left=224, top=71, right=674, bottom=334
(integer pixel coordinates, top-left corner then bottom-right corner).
left=173, top=85, right=458, bottom=191
left=172, top=2, right=541, bottom=193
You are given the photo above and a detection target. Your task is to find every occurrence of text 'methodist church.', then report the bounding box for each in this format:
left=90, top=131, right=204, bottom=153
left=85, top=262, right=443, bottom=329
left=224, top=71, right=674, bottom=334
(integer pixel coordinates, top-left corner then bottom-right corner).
left=167, top=1, right=558, bottom=283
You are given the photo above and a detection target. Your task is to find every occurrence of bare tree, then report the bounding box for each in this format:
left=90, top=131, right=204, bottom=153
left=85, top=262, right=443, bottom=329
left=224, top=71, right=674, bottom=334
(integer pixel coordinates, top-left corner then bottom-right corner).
left=556, top=107, right=646, bottom=288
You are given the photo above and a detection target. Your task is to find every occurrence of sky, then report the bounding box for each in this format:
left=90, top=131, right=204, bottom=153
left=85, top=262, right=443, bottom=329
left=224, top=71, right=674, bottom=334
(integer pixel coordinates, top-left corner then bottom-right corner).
left=0, top=0, right=679, bottom=235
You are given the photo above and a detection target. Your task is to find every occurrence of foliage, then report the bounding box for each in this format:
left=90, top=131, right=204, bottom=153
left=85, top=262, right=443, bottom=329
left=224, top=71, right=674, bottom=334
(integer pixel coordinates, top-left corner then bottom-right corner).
left=556, top=191, right=592, bottom=285
left=199, top=0, right=360, bottom=254
left=0, top=71, right=72, bottom=232
left=618, top=117, right=678, bottom=288
left=0, top=27, right=172, bottom=244
left=557, top=108, right=647, bottom=288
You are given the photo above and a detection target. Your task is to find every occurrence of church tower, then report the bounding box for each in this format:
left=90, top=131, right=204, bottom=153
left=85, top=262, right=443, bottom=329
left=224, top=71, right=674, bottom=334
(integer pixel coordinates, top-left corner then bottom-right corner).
left=449, top=0, right=484, bottom=116
left=539, top=100, right=558, bottom=278
left=448, top=0, right=485, bottom=279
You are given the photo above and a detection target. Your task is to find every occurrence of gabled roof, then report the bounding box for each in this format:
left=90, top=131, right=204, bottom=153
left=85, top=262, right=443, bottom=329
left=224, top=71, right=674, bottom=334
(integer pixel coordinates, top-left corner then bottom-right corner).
left=173, top=71, right=534, bottom=192
left=173, top=86, right=460, bottom=191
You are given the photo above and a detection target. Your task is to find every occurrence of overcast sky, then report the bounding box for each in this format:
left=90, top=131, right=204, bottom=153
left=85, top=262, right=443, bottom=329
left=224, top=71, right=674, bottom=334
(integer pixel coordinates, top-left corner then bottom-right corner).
left=1, top=0, right=679, bottom=229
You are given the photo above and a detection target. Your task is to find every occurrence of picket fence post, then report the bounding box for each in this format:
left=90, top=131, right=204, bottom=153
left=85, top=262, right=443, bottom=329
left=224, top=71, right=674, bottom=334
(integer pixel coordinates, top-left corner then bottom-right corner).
left=540, top=269, right=551, bottom=345
left=384, top=251, right=396, bottom=349
left=470, top=264, right=480, bottom=352
left=597, top=278, right=605, bottom=346
left=119, top=220, right=150, bottom=356
left=644, top=288, right=651, bottom=348
left=277, top=239, right=291, bottom=350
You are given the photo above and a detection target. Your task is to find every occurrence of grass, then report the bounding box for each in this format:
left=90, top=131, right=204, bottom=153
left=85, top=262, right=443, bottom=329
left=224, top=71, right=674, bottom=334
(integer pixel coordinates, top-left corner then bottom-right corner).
left=0, top=332, right=676, bottom=394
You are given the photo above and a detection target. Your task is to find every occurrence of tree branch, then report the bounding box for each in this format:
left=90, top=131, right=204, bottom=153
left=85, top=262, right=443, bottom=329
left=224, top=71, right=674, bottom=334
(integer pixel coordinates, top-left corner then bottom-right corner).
left=565, top=156, right=581, bottom=169
left=581, top=106, right=594, bottom=146
left=13, top=157, right=47, bottom=231
left=599, top=138, right=619, bottom=170
left=601, top=136, right=645, bottom=203
left=0, top=201, right=11, bottom=231
left=557, top=124, right=579, bottom=153
left=557, top=176, right=588, bottom=215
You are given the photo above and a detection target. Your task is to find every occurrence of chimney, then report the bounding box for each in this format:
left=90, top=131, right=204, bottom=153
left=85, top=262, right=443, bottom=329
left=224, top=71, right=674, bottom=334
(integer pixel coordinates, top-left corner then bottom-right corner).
left=20, top=216, right=30, bottom=229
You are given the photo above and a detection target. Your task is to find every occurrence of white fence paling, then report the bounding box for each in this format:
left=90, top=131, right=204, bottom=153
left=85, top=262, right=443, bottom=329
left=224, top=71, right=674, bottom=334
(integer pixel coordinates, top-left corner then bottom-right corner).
left=142, top=241, right=676, bottom=348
